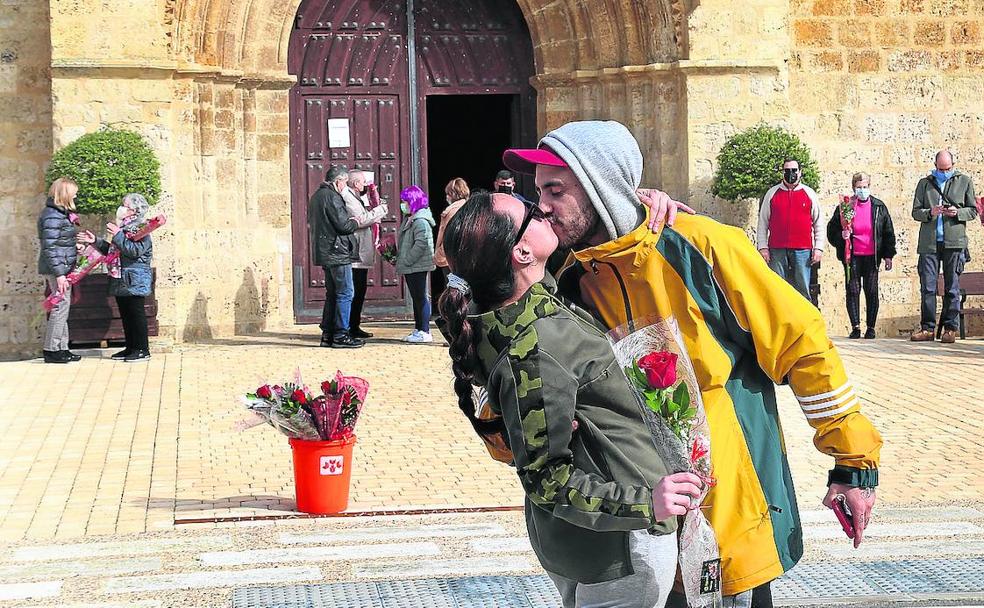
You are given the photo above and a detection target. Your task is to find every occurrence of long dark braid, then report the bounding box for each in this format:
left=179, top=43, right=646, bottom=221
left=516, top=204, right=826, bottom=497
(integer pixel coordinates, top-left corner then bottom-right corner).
left=437, top=191, right=517, bottom=437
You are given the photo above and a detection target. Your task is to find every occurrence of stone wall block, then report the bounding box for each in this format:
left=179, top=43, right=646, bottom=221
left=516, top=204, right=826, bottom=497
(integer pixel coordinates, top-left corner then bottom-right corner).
left=814, top=51, right=845, bottom=71
left=874, top=20, right=911, bottom=46
left=951, top=21, right=982, bottom=44
left=965, top=50, right=984, bottom=69
left=901, top=0, right=926, bottom=12
left=838, top=20, right=873, bottom=47
left=914, top=20, right=946, bottom=45
left=848, top=50, right=881, bottom=72
left=936, top=51, right=964, bottom=71
left=257, top=134, right=288, bottom=161
left=854, top=0, right=887, bottom=14
left=794, top=20, right=834, bottom=46
left=897, top=115, right=932, bottom=143
left=887, top=50, right=933, bottom=71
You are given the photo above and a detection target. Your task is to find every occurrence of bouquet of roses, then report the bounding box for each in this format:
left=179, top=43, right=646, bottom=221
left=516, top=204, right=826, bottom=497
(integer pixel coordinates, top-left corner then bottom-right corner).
left=608, top=315, right=721, bottom=608
left=240, top=370, right=369, bottom=441
left=376, top=236, right=398, bottom=266
left=839, top=195, right=856, bottom=281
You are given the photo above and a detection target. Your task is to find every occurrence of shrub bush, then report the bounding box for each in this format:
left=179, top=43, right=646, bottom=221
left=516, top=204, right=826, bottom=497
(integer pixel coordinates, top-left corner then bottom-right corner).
left=711, top=124, right=820, bottom=202
left=44, top=128, right=161, bottom=215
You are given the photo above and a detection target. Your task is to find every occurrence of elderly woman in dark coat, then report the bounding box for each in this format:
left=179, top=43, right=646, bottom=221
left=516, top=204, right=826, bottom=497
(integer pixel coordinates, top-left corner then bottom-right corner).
left=79, top=193, right=154, bottom=362
left=38, top=177, right=82, bottom=364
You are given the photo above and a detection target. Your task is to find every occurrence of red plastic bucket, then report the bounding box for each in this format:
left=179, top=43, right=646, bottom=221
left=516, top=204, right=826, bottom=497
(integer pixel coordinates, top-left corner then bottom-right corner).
left=288, top=435, right=357, bottom=514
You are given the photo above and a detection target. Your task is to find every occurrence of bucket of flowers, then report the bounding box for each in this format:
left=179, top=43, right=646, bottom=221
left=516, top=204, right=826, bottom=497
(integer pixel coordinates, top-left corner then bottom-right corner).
left=240, top=370, right=368, bottom=514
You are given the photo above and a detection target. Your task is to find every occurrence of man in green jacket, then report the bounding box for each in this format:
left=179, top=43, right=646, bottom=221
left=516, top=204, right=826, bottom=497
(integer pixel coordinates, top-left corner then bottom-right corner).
left=910, top=150, right=978, bottom=343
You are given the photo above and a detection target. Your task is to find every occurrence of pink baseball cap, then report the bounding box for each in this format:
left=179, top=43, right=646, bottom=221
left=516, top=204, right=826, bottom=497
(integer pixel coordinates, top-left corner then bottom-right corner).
left=502, top=147, right=567, bottom=175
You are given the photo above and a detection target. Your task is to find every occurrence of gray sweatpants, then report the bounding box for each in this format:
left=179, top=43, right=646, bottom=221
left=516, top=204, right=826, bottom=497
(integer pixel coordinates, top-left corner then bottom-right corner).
left=43, top=275, right=71, bottom=351
left=546, top=530, right=677, bottom=608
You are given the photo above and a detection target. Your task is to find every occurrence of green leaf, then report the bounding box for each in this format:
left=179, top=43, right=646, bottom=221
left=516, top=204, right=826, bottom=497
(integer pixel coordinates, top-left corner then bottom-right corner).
left=672, top=383, right=690, bottom=410
left=710, top=123, right=821, bottom=203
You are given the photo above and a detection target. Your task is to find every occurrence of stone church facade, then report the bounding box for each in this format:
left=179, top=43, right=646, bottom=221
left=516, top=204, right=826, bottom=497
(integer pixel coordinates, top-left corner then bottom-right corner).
left=1, top=0, right=982, bottom=358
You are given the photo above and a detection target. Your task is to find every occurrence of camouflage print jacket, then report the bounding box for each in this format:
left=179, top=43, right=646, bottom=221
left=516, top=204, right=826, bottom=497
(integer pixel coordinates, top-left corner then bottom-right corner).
left=468, top=278, right=675, bottom=584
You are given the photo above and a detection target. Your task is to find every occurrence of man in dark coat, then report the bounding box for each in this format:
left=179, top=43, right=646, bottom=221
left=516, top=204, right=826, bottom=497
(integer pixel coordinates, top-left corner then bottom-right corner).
left=309, top=166, right=364, bottom=348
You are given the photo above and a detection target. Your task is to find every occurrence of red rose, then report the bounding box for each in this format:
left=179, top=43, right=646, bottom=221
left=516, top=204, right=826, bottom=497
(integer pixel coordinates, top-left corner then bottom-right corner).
left=638, top=351, right=678, bottom=389
left=256, top=385, right=273, bottom=399
left=292, top=389, right=308, bottom=404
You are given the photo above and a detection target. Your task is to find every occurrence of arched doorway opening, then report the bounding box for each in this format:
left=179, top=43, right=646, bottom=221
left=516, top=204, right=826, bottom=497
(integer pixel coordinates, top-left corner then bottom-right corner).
left=287, top=0, right=536, bottom=322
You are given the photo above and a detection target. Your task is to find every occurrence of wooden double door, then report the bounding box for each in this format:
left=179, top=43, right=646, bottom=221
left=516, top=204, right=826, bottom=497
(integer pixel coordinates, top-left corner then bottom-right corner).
left=288, top=0, right=536, bottom=322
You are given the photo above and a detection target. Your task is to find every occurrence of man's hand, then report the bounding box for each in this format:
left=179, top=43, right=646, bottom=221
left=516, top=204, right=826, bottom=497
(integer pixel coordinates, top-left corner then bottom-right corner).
left=652, top=472, right=703, bottom=520
left=106, top=222, right=121, bottom=237
left=758, top=248, right=771, bottom=264
left=56, top=275, right=70, bottom=296
left=636, top=188, right=696, bottom=232
left=884, top=258, right=893, bottom=271
left=76, top=230, right=96, bottom=245
left=931, top=205, right=944, bottom=218
left=942, top=206, right=958, bottom=218
left=824, top=484, right=877, bottom=548
left=811, top=249, right=823, bottom=265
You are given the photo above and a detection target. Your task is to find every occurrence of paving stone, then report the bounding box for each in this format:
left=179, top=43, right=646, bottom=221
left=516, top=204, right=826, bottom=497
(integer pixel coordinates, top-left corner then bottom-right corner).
left=279, top=523, right=508, bottom=545
left=12, top=536, right=234, bottom=561
left=803, top=521, right=984, bottom=539
left=198, top=541, right=441, bottom=567
left=0, top=557, right=162, bottom=581
left=354, top=556, right=535, bottom=579
left=0, top=580, right=63, bottom=600
left=102, top=566, right=323, bottom=594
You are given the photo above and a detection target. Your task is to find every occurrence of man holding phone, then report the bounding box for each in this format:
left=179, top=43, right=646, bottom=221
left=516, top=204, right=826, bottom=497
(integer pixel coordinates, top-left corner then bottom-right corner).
left=910, top=150, right=978, bottom=343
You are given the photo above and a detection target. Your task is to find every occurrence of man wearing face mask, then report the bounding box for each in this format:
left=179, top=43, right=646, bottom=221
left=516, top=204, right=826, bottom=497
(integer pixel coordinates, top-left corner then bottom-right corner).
left=911, top=150, right=978, bottom=343
left=309, top=165, right=364, bottom=349
left=493, top=169, right=532, bottom=204
left=756, top=159, right=825, bottom=301
left=341, top=170, right=389, bottom=339
left=827, top=173, right=896, bottom=339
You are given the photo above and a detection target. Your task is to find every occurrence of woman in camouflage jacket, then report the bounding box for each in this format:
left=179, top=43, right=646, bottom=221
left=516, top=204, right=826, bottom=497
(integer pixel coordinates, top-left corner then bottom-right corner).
left=437, top=191, right=702, bottom=608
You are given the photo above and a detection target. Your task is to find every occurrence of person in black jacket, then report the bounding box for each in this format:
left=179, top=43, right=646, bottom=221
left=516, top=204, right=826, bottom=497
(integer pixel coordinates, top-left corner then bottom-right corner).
left=827, top=173, right=897, bottom=339
left=38, top=177, right=82, bottom=364
left=309, top=166, right=363, bottom=348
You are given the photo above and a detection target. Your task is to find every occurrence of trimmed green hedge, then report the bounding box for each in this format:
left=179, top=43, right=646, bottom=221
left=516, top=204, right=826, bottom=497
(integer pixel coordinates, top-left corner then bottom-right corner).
left=711, top=124, right=820, bottom=202
left=44, top=128, right=161, bottom=215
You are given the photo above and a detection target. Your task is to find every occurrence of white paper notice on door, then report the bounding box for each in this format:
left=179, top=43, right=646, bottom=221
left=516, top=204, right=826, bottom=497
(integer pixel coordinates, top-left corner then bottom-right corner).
left=363, top=171, right=375, bottom=185
left=327, top=118, right=351, bottom=148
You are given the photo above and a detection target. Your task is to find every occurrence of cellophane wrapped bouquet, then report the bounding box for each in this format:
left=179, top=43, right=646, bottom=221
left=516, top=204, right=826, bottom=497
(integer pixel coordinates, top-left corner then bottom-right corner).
left=240, top=370, right=368, bottom=441
left=608, top=315, right=721, bottom=608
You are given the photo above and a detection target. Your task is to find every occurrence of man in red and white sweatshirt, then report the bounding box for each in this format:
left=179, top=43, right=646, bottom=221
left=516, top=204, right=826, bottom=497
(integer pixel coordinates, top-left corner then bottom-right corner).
left=756, top=158, right=825, bottom=300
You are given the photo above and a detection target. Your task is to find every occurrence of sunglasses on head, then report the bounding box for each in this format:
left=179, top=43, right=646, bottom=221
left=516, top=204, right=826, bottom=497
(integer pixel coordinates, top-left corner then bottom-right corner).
left=514, top=200, right=546, bottom=246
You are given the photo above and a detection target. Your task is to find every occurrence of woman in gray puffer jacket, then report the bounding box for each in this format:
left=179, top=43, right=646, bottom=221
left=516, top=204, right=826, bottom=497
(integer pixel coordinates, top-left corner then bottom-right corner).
left=395, top=185, right=436, bottom=343
left=38, top=177, right=82, bottom=364
left=79, top=193, right=154, bottom=362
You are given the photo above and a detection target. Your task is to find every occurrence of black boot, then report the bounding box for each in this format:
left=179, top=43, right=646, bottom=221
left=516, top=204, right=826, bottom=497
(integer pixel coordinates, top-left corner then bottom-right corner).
left=331, top=333, right=365, bottom=349
left=61, top=350, right=82, bottom=362
left=43, top=350, right=70, bottom=364
left=350, top=327, right=373, bottom=339
left=864, top=327, right=876, bottom=339
left=848, top=327, right=861, bottom=339
left=319, top=334, right=333, bottom=348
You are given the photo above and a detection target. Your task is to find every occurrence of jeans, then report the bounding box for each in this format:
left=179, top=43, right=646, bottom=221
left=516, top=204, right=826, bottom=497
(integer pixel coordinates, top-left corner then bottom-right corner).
left=666, top=582, right=771, bottom=608
left=350, top=268, right=369, bottom=331
left=768, top=248, right=812, bottom=300
left=320, top=264, right=354, bottom=338
left=116, top=295, right=149, bottom=352
left=43, top=275, right=70, bottom=351
left=918, top=244, right=963, bottom=331
left=404, top=271, right=431, bottom=333
left=846, top=255, right=880, bottom=329
left=547, top=531, right=676, bottom=608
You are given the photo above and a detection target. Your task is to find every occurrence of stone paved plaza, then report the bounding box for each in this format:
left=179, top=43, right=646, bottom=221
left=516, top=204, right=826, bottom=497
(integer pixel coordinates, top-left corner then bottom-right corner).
left=1, top=326, right=983, bottom=606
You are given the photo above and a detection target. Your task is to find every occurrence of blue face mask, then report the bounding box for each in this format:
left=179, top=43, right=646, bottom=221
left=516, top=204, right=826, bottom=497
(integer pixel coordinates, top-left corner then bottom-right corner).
left=854, top=188, right=871, bottom=200
left=933, top=168, right=955, bottom=182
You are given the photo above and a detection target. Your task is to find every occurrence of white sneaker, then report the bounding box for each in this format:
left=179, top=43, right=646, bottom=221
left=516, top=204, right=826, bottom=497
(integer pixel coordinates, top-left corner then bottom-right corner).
left=406, top=331, right=433, bottom=344
left=402, top=330, right=420, bottom=342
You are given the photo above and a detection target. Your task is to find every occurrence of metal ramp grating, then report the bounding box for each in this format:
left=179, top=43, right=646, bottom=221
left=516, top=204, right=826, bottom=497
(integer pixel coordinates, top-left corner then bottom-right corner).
left=232, top=558, right=984, bottom=607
